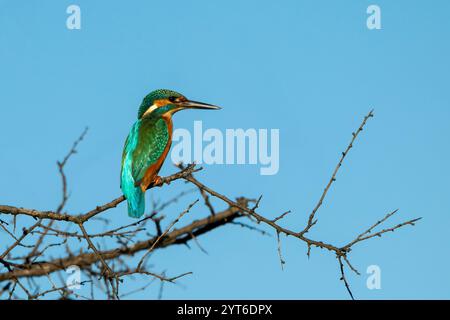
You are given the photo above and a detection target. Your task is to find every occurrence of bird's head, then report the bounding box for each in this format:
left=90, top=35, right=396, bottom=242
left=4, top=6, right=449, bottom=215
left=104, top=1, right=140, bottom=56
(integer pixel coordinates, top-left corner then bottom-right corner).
left=137, top=89, right=220, bottom=119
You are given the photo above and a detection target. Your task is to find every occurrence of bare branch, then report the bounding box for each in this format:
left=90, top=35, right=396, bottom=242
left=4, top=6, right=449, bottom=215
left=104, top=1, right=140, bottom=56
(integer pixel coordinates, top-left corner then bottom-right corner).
left=0, top=111, right=421, bottom=300
left=301, top=110, right=374, bottom=235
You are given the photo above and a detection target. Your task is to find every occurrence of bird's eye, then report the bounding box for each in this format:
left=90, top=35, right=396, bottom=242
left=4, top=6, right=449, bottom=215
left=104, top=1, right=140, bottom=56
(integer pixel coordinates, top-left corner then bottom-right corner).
left=168, top=96, right=177, bottom=103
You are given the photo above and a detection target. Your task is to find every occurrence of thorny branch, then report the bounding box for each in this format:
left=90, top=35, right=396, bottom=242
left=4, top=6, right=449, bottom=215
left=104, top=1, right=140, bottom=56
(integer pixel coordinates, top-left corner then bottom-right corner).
left=0, top=110, right=420, bottom=300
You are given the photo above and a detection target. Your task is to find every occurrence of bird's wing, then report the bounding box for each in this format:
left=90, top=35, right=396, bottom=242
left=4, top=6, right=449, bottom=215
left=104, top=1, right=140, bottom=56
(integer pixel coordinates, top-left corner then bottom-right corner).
left=130, top=118, right=170, bottom=184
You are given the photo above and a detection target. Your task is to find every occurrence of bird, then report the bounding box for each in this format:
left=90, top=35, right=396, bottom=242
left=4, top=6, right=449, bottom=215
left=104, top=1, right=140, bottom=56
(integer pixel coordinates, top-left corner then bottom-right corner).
left=120, top=89, right=221, bottom=218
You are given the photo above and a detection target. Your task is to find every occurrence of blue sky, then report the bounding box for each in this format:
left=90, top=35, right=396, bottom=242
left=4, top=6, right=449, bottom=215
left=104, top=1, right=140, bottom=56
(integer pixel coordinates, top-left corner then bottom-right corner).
left=0, top=0, right=449, bottom=299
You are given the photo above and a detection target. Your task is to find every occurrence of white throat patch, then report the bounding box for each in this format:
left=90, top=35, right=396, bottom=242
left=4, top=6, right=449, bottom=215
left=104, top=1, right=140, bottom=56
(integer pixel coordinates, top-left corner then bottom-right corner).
left=143, top=104, right=159, bottom=117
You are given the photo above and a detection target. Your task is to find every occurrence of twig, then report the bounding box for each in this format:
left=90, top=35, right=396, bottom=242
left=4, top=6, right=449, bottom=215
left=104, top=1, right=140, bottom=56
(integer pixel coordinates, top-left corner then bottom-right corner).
left=137, top=200, right=199, bottom=270
left=338, top=256, right=354, bottom=300
left=276, top=232, right=285, bottom=270
left=300, top=110, right=374, bottom=235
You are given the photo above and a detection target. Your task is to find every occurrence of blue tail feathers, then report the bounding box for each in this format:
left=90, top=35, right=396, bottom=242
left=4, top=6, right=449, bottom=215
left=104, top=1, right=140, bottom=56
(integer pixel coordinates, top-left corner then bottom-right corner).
left=121, top=138, right=146, bottom=218
left=121, top=167, right=146, bottom=218
left=126, top=186, right=145, bottom=218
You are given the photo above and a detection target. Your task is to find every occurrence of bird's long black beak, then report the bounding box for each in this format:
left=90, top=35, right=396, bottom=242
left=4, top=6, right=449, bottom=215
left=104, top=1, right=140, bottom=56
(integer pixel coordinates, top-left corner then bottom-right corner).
left=179, top=100, right=221, bottom=110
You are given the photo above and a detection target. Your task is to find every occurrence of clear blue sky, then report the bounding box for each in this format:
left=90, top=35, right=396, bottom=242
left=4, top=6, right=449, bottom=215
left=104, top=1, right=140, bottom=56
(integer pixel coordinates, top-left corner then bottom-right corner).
left=0, top=0, right=449, bottom=299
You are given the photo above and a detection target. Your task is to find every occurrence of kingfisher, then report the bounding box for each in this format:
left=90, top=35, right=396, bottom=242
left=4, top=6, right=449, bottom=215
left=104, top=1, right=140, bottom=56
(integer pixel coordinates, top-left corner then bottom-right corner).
left=120, top=89, right=220, bottom=218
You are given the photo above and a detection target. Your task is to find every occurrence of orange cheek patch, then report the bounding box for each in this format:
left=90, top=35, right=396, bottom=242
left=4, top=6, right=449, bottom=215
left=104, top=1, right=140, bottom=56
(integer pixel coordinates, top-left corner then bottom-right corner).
left=154, top=99, right=171, bottom=107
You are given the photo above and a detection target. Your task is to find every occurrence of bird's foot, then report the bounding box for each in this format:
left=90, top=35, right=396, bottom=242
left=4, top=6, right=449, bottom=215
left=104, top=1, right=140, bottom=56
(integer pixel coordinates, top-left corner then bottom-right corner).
left=152, top=175, right=163, bottom=187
